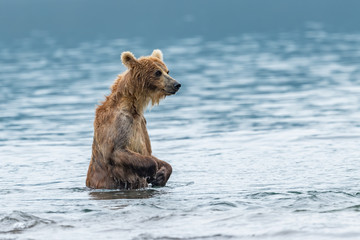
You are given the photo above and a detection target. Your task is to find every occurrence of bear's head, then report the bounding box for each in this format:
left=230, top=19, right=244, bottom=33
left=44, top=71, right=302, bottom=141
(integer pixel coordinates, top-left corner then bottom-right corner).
left=120, top=49, right=181, bottom=106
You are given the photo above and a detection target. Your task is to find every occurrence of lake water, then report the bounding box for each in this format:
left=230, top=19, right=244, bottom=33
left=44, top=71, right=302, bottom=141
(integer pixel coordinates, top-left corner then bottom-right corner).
left=1, top=26, right=360, bottom=239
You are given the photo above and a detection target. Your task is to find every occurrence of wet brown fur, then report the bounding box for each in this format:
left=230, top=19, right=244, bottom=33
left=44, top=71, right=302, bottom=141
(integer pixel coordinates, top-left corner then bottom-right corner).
left=86, top=50, right=178, bottom=189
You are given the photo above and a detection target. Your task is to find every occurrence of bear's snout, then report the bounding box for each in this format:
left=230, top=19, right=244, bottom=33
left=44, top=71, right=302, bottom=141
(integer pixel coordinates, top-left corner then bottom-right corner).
left=164, top=77, right=181, bottom=95
left=174, top=82, right=181, bottom=91
left=170, top=80, right=181, bottom=94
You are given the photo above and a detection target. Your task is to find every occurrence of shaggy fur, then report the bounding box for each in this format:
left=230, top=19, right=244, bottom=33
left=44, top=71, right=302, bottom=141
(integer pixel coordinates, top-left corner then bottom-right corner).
left=86, top=50, right=180, bottom=189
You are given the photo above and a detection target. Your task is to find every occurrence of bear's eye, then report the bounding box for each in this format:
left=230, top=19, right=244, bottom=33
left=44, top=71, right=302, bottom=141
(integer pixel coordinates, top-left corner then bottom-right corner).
left=155, top=70, right=162, bottom=77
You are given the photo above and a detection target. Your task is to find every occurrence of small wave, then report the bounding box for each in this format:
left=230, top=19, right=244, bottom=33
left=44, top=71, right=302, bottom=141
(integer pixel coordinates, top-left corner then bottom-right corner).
left=320, top=204, right=360, bottom=213
left=59, top=187, right=88, bottom=192
left=0, top=211, right=54, bottom=234
left=246, top=191, right=283, bottom=199
left=168, top=181, right=195, bottom=188
left=211, top=201, right=237, bottom=207
left=191, top=201, right=238, bottom=212
left=133, top=233, right=236, bottom=240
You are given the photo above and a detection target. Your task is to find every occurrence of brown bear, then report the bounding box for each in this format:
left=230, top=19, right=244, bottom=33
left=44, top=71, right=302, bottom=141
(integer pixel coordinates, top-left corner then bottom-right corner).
left=86, top=49, right=180, bottom=189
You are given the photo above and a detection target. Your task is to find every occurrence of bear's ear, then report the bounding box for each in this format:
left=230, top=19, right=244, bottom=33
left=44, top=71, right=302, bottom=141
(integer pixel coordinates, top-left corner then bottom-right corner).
left=151, top=49, right=163, bottom=61
left=121, top=51, right=138, bottom=69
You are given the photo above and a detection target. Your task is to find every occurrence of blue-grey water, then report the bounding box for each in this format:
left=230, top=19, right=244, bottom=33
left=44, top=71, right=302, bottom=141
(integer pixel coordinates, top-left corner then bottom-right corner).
left=1, top=8, right=360, bottom=239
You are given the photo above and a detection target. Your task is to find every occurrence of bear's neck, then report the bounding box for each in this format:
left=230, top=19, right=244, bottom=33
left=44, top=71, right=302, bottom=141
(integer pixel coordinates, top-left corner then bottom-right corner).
left=128, top=95, right=150, bottom=116
left=112, top=92, right=149, bottom=117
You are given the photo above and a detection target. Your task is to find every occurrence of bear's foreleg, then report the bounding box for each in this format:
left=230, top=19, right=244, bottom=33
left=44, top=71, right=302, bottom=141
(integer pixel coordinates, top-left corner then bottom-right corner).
left=111, top=149, right=158, bottom=180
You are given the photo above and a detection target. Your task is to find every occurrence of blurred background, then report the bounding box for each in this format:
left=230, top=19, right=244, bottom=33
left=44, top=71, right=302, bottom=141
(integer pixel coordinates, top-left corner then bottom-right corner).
left=1, top=1, right=360, bottom=239
left=1, top=0, right=360, bottom=46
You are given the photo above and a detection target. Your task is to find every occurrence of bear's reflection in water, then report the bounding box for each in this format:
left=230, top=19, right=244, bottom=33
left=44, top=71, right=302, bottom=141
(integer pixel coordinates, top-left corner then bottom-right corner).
left=89, top=189, right=160, bottom=200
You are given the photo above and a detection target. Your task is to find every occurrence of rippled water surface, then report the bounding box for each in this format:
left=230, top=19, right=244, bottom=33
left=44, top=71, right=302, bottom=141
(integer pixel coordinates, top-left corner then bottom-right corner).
left=1, top=29, right=360, bottom=239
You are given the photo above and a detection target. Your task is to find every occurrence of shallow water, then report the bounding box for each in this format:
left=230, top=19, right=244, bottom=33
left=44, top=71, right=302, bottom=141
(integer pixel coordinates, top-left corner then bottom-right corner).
left=1, top=28, right=360, bottom=239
